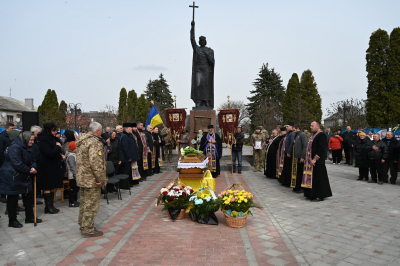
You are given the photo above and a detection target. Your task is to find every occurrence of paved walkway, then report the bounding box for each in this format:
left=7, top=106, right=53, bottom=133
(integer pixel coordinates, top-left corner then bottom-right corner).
left=0, top=163, right=400, bottom=265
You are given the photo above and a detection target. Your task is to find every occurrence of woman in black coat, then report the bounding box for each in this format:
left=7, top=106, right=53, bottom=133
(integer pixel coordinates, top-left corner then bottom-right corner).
left=152, top=127, right=165, bottom=174
left=0, top=131, right=43, bottom=228
left=108, top=130, right=122, bottom=173
left=37, top=123, right=64, bottom=214
left=354, top=133, right=371, bottom=181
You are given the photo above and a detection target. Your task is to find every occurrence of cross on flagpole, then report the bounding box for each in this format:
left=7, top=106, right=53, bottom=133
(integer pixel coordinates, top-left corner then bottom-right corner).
left=189, top=1, right=198, bottom=21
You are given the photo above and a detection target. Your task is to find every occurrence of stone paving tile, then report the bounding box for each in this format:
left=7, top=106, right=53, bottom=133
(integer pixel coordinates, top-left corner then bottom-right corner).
left=243, top=161, right=400, bottom=266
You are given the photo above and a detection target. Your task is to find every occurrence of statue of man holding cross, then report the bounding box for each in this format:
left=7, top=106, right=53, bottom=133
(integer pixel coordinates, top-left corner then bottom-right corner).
left=190, top=2, right=215, bottom=110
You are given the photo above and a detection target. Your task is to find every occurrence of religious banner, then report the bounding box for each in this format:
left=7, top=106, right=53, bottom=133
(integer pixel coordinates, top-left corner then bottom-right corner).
left=217, top=109, right=240, bottom=145
left=165, top=108, right=187, bottom=142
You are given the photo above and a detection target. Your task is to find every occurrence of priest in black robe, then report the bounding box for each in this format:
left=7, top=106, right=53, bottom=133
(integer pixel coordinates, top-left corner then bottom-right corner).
left=200, top=125, right=222, bottom=178
left=264, top=129, right=281, bottom=178
left=119, top=123, right=140, bottom=186
left=145, top=125, right=154, bottom=177
left=280, top=122, right=295, bottom=187
left=152, top=127, right=165, bottom=174
left=302, top=121, right=333, bottom=202
left=134, top=122, right=147, bottom=181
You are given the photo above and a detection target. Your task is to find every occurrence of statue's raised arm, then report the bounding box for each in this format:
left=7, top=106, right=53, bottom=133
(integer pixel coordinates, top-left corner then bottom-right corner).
left=190, top=21, right=198, bottom=50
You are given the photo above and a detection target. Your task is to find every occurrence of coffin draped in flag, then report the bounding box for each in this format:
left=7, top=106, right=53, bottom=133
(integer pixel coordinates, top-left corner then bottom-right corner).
left=165, top=109, right=187, bottom=142
left=217, top=109, right=240, bottom=145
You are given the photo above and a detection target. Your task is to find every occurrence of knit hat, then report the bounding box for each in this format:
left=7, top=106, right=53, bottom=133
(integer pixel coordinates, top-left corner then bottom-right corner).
left=69, top=141, right=76, bottom=151
left=359, top=132, right=366, bottom=137
left=8, top=130, right=20, bottom=142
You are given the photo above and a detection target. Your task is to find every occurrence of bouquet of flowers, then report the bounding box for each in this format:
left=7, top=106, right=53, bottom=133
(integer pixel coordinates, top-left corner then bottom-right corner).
left=188, top=186, right=220, bottom=225
left=158, top=181, right=194, bottom=220
left=218, top=185, right=262, bottom=218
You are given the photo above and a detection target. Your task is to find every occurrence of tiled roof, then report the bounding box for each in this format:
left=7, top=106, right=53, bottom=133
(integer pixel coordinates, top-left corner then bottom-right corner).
left=0, top=96, right=36, bottom=112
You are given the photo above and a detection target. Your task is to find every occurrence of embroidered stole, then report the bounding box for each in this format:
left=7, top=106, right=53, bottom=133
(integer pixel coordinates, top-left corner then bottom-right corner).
left=203, top=133, right=219, bottom=172
left=131, top=134, right=141, bottom=180
left=276, top=137, right=287, bottom=178
left=152, top=135, right=163, bottom=168
left=301, top=129, right=323, bottom=189
left=265, top=136, right=278, bottom=172
left=290, top=143, right=298, bottom=188
left=139, top=132, right=148, bottom=170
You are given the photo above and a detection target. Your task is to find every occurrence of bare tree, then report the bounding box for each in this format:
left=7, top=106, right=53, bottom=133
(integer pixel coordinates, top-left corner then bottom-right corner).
left=218, top=100, right=250, bottom=126
left=96, top=105, right=118, bottom=128
left=326, top=98, right=368, bottom=130
left=253, top=100, right=283, bottom=133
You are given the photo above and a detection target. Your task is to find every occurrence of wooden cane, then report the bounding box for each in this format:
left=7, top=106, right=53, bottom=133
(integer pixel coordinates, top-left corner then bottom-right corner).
left=34, top=175, right=37, bottom=227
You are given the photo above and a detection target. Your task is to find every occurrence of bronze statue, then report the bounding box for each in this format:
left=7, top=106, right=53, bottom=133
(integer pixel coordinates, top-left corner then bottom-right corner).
left=190, top=2, right=215, bottom=109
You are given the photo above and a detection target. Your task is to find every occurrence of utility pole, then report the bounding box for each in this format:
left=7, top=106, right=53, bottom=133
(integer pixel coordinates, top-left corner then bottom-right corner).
left=69, top=103, right=82, bottom=130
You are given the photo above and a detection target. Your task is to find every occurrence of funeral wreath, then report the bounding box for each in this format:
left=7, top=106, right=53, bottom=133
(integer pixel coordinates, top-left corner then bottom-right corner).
left=189, top=186, right=220, bottom=225
left=157, top=181, right=194, bottom=220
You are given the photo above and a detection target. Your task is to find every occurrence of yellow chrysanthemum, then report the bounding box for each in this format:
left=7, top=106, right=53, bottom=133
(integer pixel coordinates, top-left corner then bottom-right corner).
left=228, top=190, right=233, bottom=193
left=244, top=199, right=248, bottom=203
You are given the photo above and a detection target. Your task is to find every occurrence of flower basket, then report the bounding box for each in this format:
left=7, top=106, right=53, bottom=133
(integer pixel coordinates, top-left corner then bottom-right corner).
left=188, top=186, right=219, bottom=225
left=223, top=211, right=248, bottom=228
left=217, top=183, right=262, bottom=228
left=167, top=209, right=186, bottom=220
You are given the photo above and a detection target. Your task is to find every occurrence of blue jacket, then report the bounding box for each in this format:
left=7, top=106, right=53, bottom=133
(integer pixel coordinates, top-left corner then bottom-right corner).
left=285, top=130, right=295, bottom=156
left=0, top=130, right=11, bottom=167
left=120, top=132, right=140, bottom=163
left=0, top=137, right=36, bottom=195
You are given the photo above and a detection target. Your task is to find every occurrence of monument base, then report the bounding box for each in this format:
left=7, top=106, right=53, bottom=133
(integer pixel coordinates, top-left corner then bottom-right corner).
left=192, top=106, right=214, bottom=111
left=189, top=109, right=216, bottom=143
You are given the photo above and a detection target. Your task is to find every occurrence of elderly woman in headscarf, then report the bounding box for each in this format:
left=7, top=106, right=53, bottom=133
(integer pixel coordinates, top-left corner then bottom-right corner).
left=0, top=131, right=42, bottom=228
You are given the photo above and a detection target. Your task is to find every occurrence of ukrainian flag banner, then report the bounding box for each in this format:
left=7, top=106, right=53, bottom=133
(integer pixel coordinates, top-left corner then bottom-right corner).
left=145, top=105, right=163, bottom=128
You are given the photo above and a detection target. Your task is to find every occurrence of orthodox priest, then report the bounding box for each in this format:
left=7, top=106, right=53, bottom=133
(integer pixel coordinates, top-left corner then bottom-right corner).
left=264, top=129, right=281, bottom=178
left=200, top=125, right=222, bottom=178
left=119, top=123, right=140, bottom=186
left=279, top=122, right=295, bottom=187
left=302, top=121, right=333, bottom=202
left=135, top=122, right=149, bottom=181
left=291, top=125, right=308, bottom=193
left=145, top=125, right=154, bottom=177
left=152, top=127, right=165, bottom=174
left=276, top=127, right=287, bottom=179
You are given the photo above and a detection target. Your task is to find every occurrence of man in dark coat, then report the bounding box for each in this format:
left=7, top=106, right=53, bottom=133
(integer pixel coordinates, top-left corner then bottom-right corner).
left=325, top=128, right=333, bottom=160
left=232, top=126, right=245, bottom=174
left=264, top=129, right=280, bottom=178
left=382, top=131, right=398, bottom=184
left=292, top=125, right=308, bottom=193
left=341, top=126, right=356, bottom=165
left=0, top=123, right=15, bottom=203
left=368, top=134, right=388, bottom=185
left=119, top=123, right=141, bottom=186
left=279, top=122, right=295, bottom=187
left=145, top=125, right=154, bottom=177
left=354, top=132, right=371, bottom=181
left=200, top=125, right=222, bottom=178
left=152, top=127, right=165, bottom=174
left=302, top=121, right=332, bottom=202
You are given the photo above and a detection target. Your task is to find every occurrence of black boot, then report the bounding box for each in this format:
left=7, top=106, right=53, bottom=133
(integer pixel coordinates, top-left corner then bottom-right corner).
left=44, top=193, right=59, bottom=214
left=9, top=220, right=23, bottom=228
left=25, top=218, right=42, bottom=223
left=49, top=192, right=60, bottom=212
left=69, top=187, right=80, bottom=207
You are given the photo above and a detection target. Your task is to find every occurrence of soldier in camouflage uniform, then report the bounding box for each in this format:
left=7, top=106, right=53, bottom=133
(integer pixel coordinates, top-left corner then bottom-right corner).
left=259, top=125, right=269, bottom=169
left=251, top=127, right=266, bottom=172
left=161, top=127, right=174, bottom=163
left=178, top=130, right=190, bottom=149
left=76, top=122, right=107, bottom=238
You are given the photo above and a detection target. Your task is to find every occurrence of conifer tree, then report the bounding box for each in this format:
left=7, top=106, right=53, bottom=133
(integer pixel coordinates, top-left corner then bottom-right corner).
left=57, top=100, right=68, bottom=129
left=117, top=88, right=128, bottom=124
left=282, top=73, right=301, bottom=124
left=366, top=29, right=390, bottom=127
left=135, top=94, right=150, bottom=123
left=38, top=89, right=59, bottom=125
left=247, top=63, right=285, bottom=130
left=299, top=70, right=322, bottom=126
left=386, top=28, right=400, bottom=124
left=144, top=73, right=174, bottom=111
left=127, top=89, right=138, bottom=121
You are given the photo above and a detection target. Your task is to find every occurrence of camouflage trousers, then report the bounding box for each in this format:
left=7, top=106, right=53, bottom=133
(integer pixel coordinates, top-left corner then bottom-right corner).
left=78, top=187, right=101, bottom=234
left=164, top=145, right=173, bottom=162
left=253, top=149, right=264, bottom=170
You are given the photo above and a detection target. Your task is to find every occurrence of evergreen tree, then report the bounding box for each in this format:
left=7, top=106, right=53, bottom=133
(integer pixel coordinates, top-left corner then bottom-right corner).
left=386, top=28, right=400, bottom=124
left=247, top=63, right=285, bottom=130
left=299, top=70, right=322, bottom=126
left=144, top=73, right=174, bottom=110
left=282, top=73, right=301, bottom=124
left=57, top=100, right=68, bottom=129
left=38, top=89, right=59, bottom=125
left=135, top=94, right=150, bottom=123
left=366, top=29, right=390, bottom=127
left=117, top=88, right=128, bottom=124
left=127, top=89, right=138, bottom=121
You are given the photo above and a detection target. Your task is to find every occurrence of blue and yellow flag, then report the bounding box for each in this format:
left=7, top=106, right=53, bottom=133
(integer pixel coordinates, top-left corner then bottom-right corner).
left=145, top=105, right=163, bottom=129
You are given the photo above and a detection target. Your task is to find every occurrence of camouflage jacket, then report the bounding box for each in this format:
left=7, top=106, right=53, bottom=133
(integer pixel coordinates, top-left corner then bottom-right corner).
left=261, top=129, right=269, bottom=139
left=76, top=133, right=107, bottom=188
left=250, top=132, right=266, bottom=148
left=161, top=127, right=173, bottom=146
left=179, top=132, right=190, bottom=149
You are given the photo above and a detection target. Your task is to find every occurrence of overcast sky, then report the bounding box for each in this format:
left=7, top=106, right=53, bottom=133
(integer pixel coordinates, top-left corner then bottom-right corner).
left=1, top=0, right=399, bottom=119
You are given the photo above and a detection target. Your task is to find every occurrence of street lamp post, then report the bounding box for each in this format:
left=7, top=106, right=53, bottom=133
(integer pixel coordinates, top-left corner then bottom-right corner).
left=69, top=103, right=82, bottom=130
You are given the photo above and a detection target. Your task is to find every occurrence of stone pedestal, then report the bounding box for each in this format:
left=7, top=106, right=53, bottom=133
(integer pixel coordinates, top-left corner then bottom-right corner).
left=189, top=110, right=216, bottom=143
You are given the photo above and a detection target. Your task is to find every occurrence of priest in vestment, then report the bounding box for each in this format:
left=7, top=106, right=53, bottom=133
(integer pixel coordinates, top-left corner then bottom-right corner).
left=302, top=121, right=333, bottom=202
left=119, top=123, right=140, bottom=186
left=264, top=129, right=281, bottom=179
left=135, top=122, right=149, bottom=181
left=200, top=125, right=222, bottom=178
left=280, top=122, right=295, bottom=187
left=276, top=127, right=287, bottom=179
left=145, top=125, right=154, bottom=177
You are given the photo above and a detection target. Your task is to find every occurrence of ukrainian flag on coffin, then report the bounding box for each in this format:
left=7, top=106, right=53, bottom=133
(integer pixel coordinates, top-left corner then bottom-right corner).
left=145, top=105, right=163, bottom=128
